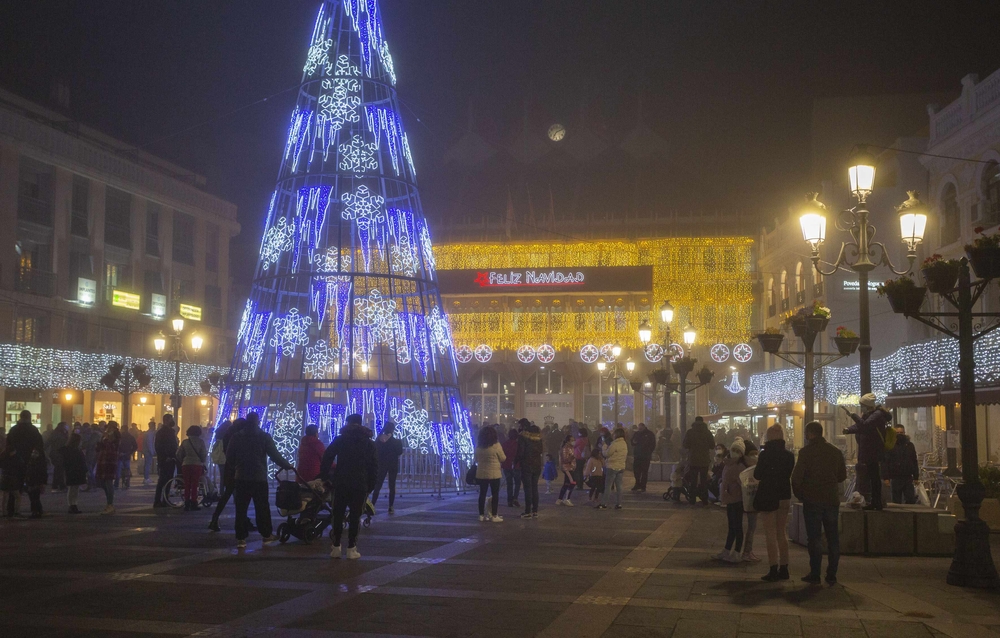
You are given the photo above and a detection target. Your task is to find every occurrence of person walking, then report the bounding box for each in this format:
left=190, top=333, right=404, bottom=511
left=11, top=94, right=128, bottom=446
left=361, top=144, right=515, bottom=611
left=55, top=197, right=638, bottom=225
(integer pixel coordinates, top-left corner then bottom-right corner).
left=843, top=393, right=891, bottom=511
left=600, top=428, right=628, bottom=510
left=95, top=421, right=121, bottom=515
left=2, top=410, right=46, bottom=517
left=297, top=425, right=326, bottom=482
left=154, top=415, right=179, bottom=507
left=372, top=421, right=403, bottom=514
left=716, top=439, right=748, bottom=563
left=177, top=425, right=208, bottom=511
left=142, top=421, right=156, bottom=485
left=209, top=419, right=248, bottom=533
left=883, top=424, right=919, bottom=504
left=754, top=425, right=795, bottom=581
left=48, top=422, right=69, bottom=492
left=500, top=428, right=521, bottom=508
left=63, top=432, right=88, bottom=514
left=683, top=416, right=716, bottom=504
left=630, top=422, right=656, bottom=492
left=226, top=411, right=293, bottom=548
left=117, top=424, right=137, bottom=489
left=81, top=422, right=99, bottom=489
left=321, top=414, right=377, bottom=559
left=474, top=425, right=505, bottom=522
left=516, top=418, right=544, bottom=519
left=555, top=435, right=576, bottom=506
left=573, top=427, right=591, bottom=487
left=584, top=447, right=605, bottom=504
left=793, top=420, right=847, bottom=585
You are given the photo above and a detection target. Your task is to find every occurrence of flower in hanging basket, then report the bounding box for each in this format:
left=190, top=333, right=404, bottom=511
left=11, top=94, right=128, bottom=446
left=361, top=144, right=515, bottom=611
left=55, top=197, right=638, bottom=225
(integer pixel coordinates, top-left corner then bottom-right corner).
left=763, top=326, right=781, bottom=335
left=810, top=300, right=831, bottom=318
left=920, top=254, right=961, bottom=293
left=835, top=326, right=858, bottom=339
left=965, top=227, right=1000, bottom=252
left=876, top=276, right=917, bottom=297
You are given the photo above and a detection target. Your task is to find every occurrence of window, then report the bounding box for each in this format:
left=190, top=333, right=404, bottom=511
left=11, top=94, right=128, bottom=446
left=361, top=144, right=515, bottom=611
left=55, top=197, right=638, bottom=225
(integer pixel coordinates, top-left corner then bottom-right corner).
left=172, top=211, right=195, bottom=265
left=205, top=284, right=222, bottom=327
left=795, top=262, right=805, bottom=304
left=526, top=369, right=565, bottom=395
left=205, top=223, right=219, bottom=272
left=464, top=370, right=515, bottom=426
left=941, top=184, right=960, bottom=246
left=982, top=161, right=1000, bottom=223
left=146, top=203, right=160, bottom=256
left=766, top=277, right=775, bottom=317
left=71, top=176, right=89, bottom=237
left=104, top=262, right=131, bottom=302
left=780, top=269, right=789, bottom=311
left=15, top=312, right=49, bottom=346
left=172, top=277, right=194, bottom=311
left=68, top=250, right=93, bottom=301
left=813, top=268, right=824, bottom=297
left=16, top=240, right=54, bottom=297
left=66, top=313, right=88, bottom=349
left=100, top=321, right=129, bottom=353
left=104, top=187, right=132, bottom=249
left=18, top=157, right=53, bottom=226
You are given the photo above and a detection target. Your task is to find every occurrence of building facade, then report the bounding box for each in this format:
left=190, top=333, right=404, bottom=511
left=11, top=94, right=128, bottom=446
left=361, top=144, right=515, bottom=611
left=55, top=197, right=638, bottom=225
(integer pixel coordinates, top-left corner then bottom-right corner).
left=0, top=89, right=239, bottom=429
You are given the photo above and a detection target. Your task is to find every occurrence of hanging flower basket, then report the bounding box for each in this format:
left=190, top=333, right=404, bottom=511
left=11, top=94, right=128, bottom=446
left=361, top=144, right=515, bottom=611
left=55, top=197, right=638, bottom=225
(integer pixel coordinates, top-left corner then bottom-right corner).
left=921, top=254, right=960, bottom=293
left=877, top=277, right=926, bottom=315
left=805, top=315, right=830, bottom=334
left=966, top=228, right=1000, bottom=280
left=756, top=332, right=784, bottom=354
left=833, top=336, right=860, bottom=356
left=786, top=300, right=830, bottom=337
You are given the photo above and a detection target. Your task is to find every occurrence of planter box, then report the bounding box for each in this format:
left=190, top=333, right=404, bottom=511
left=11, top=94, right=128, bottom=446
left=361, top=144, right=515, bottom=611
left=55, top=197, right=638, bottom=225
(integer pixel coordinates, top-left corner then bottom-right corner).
left=756, top=333, right=784, bottom=354
left=967, top=246, right=1000, bottom=281
left=921, top=264, right=959, bottom=293
left=886, top=286, right=927, bottom=315
left=949, top=496, right=1000, bottom=531
left=833, top=336, right=860, bottom=356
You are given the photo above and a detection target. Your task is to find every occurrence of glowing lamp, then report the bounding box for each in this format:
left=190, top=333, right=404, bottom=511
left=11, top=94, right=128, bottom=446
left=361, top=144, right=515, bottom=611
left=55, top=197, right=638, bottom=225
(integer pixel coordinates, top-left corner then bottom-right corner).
left=154, top=337, right=166, bottom=355
left=682, top=323, right=697, bottom=346
left=626, top=358, right=636, bottom=373
left=64, top=392, right=73, bottom=402
left=190, top=335, right=204, bottom=353
left=638, top=320, right=652, bottom=345
left=799, top=193, right=828, bottom=249
left=660, top=300, right=674, bottom=325
left=897, top=190, right=927, bottom=251
left=611, top=343, right=622, bottom=358
left=172, top=318, right=185, bottom=333
left=848, top=145, right=876, bottom=201
left=597, top=361, right=607, bottom=372
left=200, top=398, right=208, bottom=406
left=140, top=396, right=147, bottom=405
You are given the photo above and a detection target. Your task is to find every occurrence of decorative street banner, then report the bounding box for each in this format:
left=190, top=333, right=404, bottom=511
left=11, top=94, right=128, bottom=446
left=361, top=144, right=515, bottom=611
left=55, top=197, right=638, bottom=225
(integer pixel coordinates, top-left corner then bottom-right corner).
left=437, top=265, right=653, bottom=294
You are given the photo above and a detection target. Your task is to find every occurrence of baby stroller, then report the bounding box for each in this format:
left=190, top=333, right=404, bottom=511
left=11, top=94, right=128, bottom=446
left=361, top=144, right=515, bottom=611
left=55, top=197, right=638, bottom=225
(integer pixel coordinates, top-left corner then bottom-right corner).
left=663, top=462, right=696, bottom=504
left=275, top=469, right=332, bottom=544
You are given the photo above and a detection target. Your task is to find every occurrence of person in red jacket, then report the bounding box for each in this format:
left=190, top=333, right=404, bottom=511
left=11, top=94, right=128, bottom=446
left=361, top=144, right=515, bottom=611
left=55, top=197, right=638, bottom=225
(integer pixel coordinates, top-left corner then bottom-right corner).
left=297, top=425, right=326, bottom=482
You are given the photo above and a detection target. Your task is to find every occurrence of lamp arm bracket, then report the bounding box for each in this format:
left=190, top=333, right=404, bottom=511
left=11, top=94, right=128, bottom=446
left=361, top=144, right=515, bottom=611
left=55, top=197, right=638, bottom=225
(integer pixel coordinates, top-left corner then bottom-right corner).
left=871, top=241, right=912, bottom=276
left=971, top=279, right=993, bottom=307
left=834, top=209, right=857, bottom=232
left=811, top=245, right=846, bottom=277
left=772, top=352, right=805, bottom=369
left=908, top=313, right=960, bottom=340
left=972, top=319, right=1000, bottom=342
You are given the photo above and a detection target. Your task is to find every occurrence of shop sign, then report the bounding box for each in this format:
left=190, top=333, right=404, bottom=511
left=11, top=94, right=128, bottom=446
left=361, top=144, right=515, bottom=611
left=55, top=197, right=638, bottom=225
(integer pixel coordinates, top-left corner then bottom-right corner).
left=842, top=280, right=882, bottom=291
left=151, top=293, right=167, bottom=318
left=112, top=290, right=141, bottom=310
left=179, top=303, right=202, bottom=321
left=77, top=278, right=97, bottom=305
left=437, top=265, right=653, bottom=294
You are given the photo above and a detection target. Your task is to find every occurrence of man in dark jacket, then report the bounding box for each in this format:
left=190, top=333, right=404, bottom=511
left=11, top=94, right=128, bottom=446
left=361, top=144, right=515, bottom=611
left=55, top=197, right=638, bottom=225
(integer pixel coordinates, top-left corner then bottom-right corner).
left=3, top=410, right=46, bottom=517
left=153, top=415, right=179, bottom=507
left=792, top=421, right=847, bottom=585
left=683, top=416, right=716, bottom=504
left=48, top=422, right=69, bottom=492
left=515, top=418, right=544, bottom=519
left=883, top=425, right=919, bottom=504
left=843, top=393, right=891, bottom=511
left=226, top=411, right=293, bottom=548
left=630, top=423, right=657, bottom=492
left=371, top=421, right=403, bottom=515
left=321, top=414, right=377, bottom=559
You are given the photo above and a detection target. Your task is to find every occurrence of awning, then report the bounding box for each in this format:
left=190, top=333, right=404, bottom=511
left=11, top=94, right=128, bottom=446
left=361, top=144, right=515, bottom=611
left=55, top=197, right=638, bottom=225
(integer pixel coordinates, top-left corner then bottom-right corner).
left=886, top=385, right=1000, bottom=408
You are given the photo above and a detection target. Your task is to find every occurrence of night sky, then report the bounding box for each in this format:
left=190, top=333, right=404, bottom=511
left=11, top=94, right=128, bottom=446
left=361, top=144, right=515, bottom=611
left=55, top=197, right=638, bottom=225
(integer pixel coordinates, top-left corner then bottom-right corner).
left=3, top=1, right=1000, bottom=281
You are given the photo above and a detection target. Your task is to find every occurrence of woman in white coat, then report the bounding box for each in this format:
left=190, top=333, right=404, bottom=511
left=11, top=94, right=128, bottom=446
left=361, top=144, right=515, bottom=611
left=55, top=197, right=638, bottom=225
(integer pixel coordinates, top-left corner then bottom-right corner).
left=474, top=426, right=506, bottom=522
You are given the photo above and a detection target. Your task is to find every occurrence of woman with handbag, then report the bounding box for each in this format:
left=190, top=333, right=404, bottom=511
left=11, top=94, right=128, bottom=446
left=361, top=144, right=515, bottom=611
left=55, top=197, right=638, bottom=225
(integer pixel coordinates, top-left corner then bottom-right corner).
left=753, top=424, right=795, bottom=582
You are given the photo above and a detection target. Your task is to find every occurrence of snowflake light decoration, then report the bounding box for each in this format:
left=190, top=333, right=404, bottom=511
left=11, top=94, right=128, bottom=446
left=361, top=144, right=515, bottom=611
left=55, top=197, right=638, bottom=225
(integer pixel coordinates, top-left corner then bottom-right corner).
left=353, top=289, right=397, bottom=343
left=269, top=308, right=312, bottom=371
left=474, top=344, right=492, bottom=363
left=303, top=339, right=336, bottom=378
left=600, top=343, right=617, bottom=363
left=342, top=184, right=385, bottom=268
left=426, top=307, right=452, bottom=355
left=724, top=371, right=746, bottom=394
left=580, top=344, right=599, bottom=364
left=517, top=345, right=536, bottom=364
left=390, top=238, right=419, bottom=276
left=318, top=56, right=361, bottom=135
left=338, top=134, right=379, bottom=174
left=391, top=398, right=432, bottom=453
left=456, top=345, right=474, bottom=363
left=417, top=220, right=435, bottom=274
left=302, top=6, right=332, bottom=76
left=644, top=343, right=664, bottom=363
left=260, top=217, right=294, bottom=270
left=267, top=402, right=302, bottom=473
left=733, top=343, right=754, bottom=363
left=536, top=344, right=555, bottom=364
left=710, top=344, right=731, bottom=363
left=668, top=343, right=685, bottom=362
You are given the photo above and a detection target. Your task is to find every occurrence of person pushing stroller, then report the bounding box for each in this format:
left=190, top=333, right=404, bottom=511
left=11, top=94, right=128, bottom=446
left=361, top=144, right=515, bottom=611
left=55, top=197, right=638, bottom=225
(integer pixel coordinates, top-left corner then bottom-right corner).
left=320, top=413, right=377, bottom=560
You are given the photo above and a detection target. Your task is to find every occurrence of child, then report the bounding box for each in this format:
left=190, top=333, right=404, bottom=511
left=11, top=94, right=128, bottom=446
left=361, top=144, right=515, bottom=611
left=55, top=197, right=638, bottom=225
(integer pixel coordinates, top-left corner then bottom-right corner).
left=556, top=436, right=577, bottom=506
left=541, top=454, right=557, bottom=493
left=584, top=447, right=605, bottom=504
left=667, top=459, right=687, bottom=502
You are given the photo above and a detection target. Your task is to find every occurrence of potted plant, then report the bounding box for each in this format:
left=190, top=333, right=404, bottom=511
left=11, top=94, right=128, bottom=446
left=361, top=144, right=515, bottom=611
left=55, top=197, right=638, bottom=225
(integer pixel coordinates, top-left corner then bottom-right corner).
left=920, top=254, right=960, bottom=293
left=833, top=326, right=860, bottom=356
left=787, top=300, right=830, bottom=337
left=756, top=326, right=784, bottom=354
left=966, top=227, right=1000, bottom=280
left=877, top=277, right=926, bottom=315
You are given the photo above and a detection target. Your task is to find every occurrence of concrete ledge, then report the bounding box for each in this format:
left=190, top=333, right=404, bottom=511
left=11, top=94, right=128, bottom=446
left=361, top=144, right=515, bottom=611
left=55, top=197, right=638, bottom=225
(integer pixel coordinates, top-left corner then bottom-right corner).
left=789, top=502, right=954, bottom=556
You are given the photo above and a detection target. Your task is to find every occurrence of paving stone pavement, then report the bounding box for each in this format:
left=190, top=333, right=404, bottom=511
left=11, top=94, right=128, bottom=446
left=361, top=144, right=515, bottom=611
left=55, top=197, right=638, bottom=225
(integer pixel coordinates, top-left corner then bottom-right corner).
left=2, top=481, right=1000, bottom=638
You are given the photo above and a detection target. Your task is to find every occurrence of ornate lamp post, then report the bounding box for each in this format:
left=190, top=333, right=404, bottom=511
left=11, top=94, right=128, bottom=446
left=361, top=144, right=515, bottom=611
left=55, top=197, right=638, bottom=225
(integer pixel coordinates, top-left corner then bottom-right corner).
left=154, top=318, right=204, bottom=414
left=799, top=146, right=926, bottom=395
left=639, top=300, right=675, bottom=431
left=596, top=343, right=628, bottom=426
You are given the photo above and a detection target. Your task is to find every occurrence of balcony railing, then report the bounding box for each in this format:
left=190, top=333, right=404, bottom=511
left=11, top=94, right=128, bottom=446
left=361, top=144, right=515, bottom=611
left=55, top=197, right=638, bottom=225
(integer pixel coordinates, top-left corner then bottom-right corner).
left=16, top=267, right=55, bottom=297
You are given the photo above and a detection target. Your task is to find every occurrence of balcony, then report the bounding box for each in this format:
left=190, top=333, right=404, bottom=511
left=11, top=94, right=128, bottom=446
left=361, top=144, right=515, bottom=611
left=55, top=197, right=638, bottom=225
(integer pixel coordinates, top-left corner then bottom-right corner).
left=18, top=195, right=53, bottom=227
left=16, top=267, right=55, bottom=297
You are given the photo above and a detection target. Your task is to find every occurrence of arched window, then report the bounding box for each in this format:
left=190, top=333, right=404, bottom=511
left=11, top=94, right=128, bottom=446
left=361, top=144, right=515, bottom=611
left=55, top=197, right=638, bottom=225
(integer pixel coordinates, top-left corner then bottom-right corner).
left=795, top=262, right=804, bottom=303
left=812, top=264, right=823, bottom=296
left=780, top=269, right=788, bottom=310
left=941, top=183, right=960, bottom=246
left=767, top=277, right=775, bottom=316
left=982, top=161, right=1000, bottom=222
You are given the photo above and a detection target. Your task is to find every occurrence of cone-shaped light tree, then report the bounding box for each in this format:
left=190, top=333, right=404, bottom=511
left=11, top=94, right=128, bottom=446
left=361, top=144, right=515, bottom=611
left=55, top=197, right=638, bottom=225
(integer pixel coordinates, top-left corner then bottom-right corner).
left=224, top=0, right=473, bottom=481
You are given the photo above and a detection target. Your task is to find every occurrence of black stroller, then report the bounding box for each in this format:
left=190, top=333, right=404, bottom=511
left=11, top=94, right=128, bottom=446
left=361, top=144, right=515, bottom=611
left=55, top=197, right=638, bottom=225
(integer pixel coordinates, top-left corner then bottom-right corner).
left=663, top=462, right=697, bottom=504
left=275, top=469, right=333, bottom=544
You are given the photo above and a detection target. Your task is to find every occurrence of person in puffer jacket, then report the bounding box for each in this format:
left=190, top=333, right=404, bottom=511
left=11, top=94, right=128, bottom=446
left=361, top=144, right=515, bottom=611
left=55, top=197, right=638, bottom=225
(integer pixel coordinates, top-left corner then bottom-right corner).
left=715, top=439, right=749, bottom=563
left=515, top=419, right=544, bottom=519
left=321, top=414, right=377, bottom=559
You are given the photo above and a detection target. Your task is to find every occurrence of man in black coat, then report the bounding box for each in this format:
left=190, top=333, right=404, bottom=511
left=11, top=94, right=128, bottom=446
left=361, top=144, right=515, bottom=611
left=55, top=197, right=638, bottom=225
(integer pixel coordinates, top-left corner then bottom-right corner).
left=153, top=414, right=179, bottom=507
left=321, top=414, right=377, bottom=559
left=226, top=411, right=293, bottom=547
left=630, top=423, right=656, bottom=492
left=515, top=418, right=544, bottom=519
left=883, top=425, right=919, bottom=504
left=3, top=410, right=46, bottom=517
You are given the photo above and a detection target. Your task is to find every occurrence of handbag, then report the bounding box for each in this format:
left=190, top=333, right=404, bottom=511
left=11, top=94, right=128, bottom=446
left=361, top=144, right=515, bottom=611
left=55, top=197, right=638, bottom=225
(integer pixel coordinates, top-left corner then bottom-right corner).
left=465, top=464, right=477, bottom=485
left=916, top=483, right=931, bottom=507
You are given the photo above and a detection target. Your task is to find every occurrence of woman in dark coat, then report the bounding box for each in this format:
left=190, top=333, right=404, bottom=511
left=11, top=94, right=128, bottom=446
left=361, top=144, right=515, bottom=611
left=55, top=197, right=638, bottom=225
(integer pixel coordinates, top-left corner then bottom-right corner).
left=94, top=422, right=121, bottom=515
left=753, top=424, right=796, bottom=582
left=63, top=433, right=88, bottom=514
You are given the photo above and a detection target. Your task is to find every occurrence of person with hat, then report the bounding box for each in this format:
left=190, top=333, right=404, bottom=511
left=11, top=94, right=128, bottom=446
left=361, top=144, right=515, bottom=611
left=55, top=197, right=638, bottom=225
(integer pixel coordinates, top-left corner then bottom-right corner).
left=715, top=438, right=749, bottom=563
left=843, top=393, right=892, bottom=511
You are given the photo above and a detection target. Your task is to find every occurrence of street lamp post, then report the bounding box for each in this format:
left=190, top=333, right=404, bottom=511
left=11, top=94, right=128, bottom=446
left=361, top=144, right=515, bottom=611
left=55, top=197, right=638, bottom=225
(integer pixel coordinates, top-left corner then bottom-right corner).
left=154, top=318, right=204, bottom=416
left=596, top=343, right=628, bottom=426
left=799, top=147, right=926, bottom=395
left=639, top=300, right=675, bottom=431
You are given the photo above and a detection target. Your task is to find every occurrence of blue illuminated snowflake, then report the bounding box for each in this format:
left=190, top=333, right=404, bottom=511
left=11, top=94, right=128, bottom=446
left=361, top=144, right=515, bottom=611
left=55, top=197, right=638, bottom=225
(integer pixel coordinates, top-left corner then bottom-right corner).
left=426, top=307, right=452, bottom=355
left=390, top=237, right=418, bottom=276
left=339, top=134, right=379, bottom=174
left=270, top=308, right=312, bottom=358
left=261, top=217, right=294, bottom=270
left=341, top=185, right=385, bottom=230
left=268, top=402, right=303, bottom=474
left=391, top=399, right=431, bottom=453
left=319, top=55, right=360, bottom=132
left=303, top=339, right=336, bottom=379
left=354, top=289, right=397, bottom=342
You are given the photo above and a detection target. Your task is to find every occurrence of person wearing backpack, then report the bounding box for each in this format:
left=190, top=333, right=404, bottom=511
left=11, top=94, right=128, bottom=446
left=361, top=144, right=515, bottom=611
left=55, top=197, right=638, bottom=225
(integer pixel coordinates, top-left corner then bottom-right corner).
left=843, top=393, right=892, bottom=511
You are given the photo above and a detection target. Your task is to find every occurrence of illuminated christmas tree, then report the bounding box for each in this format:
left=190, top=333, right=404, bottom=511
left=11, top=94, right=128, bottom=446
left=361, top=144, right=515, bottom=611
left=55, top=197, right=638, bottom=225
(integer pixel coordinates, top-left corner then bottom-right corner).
left=224, top=0, right=472, bottom=482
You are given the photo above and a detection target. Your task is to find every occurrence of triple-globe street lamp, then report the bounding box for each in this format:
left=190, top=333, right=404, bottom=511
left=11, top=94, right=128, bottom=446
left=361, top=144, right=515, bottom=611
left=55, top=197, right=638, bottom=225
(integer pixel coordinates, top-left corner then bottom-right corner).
left=596, top=343, right=628, bottom=427
left=154, top=318, right=204, bottom=413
